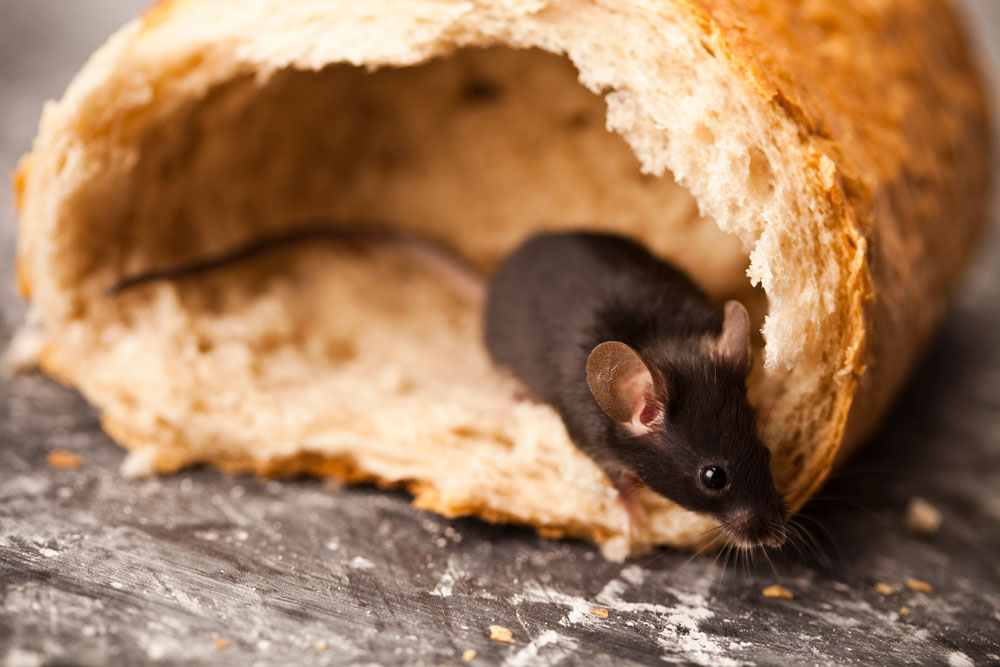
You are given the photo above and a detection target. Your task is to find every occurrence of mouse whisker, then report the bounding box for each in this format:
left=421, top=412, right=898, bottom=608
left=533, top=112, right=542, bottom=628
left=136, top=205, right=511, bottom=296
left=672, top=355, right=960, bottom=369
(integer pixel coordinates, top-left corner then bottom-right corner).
left=721, top=543, right=736, bottom=595
left=708, top=538, right=727, bottom=572
left=791, top=512, right=837, bottom=543
left=683, top=524, right=727, bottom=551
left=786, top=518, right=833, bottom=568
left=712, top=543, right=734, bottom=597
left=820, top=465, right=900, bottom=483
left=760, top=544, right=781, bottom=580
left=637, top=523, right=724, bottom=571
left=788, top=513, right=840, bottom=565
left=759, top=399, right=777, bottom=443
left=803, top=495, right=882, bottom=524
left=674, top=530, right=725, bottom=575
left=779, top=522, right=810, bottom=563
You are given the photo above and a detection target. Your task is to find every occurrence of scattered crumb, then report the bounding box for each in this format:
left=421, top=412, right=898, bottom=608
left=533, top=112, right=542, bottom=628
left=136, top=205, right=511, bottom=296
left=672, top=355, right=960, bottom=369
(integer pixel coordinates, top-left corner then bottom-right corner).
left=874, top=582, right=896, bottom=596
left=314, top=641, right=328, bottom=651
left=900, top=606, right=911, bottom=615
left=589, top=608, right=609, bottom=618
left=215, top=638, right=228, bottom=650
left=905, top=497, right=942, bottom=536
left=47, top=450, right=82, bottom=469
left=762, top=584, right=793, bottom=600
left=905, top=578, right=933, bottom=593
left=488, top=625, right=515, bottom=643
left=462, top=649, right=477, bottom=662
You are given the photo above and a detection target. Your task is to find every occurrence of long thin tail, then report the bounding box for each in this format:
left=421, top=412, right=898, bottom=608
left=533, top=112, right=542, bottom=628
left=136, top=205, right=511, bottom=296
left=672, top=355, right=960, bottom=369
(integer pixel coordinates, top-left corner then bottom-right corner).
left=105, top=220, right=486, bottom=301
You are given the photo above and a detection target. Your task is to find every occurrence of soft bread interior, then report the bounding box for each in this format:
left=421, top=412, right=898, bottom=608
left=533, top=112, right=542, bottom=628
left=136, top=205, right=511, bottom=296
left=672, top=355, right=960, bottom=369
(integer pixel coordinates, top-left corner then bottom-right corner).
left=23, top=13, right=845, bottom=556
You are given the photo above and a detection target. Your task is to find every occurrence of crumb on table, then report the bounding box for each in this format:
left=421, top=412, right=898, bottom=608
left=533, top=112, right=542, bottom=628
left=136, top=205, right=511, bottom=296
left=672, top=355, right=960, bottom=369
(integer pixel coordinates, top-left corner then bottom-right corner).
left=762, top=584, right=794, bottom=600
left=905, top=497, right=943, bottom=536
left=589, top=608, right=609, bottom=618
left=462, top=649, right=477, bottom=662
left=314, top=640, right=328, bottom=651
left=488, top=625, right=515, bottom=643
left=215, top=638, right=228, bottom=650
left=47, top=450, right=82, bottom=469
left=874, top=582, right=897, bottom=596
left=900, top=606, right=911, bottom=615
left=905, top=578, right=933, bottom=593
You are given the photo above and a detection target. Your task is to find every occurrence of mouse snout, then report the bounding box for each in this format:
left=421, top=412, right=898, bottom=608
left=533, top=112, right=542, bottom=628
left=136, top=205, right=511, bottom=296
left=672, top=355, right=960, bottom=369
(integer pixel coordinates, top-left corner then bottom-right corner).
left=724, top=508, right=786, bottom=548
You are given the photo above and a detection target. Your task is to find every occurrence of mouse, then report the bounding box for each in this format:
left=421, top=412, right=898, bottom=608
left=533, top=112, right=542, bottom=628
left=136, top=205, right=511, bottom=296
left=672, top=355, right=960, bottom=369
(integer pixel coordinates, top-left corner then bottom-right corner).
left=105, top=222, right=484, bottom=300
left=484, top=230, right=787, bottom=548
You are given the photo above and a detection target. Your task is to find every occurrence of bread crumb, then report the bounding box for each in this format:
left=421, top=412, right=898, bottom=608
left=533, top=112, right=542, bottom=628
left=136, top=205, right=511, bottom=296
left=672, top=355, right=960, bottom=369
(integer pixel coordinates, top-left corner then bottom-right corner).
left=215, top=638, right=228, bottom=650
left=900, top=606, right=911, bottom=615
left=462, top=649, right=477, bottom=662
left=905, top=497, right=942, bottom=536
left=589, top=608, right=609, bottom=618
left=488, top=625, right=515, bottom=643
left=905, top=578, right=933, bottom=593
left=315, top=640, right=328, bottom=651
left=762, top=584, right=793, bottom=600
left=874, top=582, right=896, bottom=595
left=47, top=450, right=82, bottom=469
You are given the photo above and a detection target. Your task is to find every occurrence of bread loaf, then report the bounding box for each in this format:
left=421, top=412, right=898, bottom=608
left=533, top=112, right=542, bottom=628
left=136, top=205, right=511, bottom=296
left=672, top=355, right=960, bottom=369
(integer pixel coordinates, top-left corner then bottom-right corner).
left=13, top=0, right=993, bottom=558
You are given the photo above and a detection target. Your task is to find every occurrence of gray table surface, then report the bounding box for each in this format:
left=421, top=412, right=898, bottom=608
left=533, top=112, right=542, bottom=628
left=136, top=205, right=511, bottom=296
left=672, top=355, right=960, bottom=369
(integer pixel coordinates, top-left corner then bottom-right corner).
left=2, top=2, right=999, bottom=665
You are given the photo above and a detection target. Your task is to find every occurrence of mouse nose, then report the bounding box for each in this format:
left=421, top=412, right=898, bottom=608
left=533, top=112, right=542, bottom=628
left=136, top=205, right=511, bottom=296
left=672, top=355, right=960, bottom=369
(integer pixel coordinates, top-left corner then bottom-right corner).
left=757, top=528, right=786, bottom=549
left=726, top=509, right=786, bottom=548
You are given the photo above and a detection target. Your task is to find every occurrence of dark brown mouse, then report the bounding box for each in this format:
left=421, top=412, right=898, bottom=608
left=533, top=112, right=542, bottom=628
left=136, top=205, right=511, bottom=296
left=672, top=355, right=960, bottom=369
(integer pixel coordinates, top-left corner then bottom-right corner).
left=484, top=230, right=786, bottom=548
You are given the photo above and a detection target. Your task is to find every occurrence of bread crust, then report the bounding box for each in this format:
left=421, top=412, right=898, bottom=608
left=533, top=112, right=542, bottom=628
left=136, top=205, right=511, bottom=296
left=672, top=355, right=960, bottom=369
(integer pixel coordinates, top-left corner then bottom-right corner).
left=13, top=0, right=993, bottom=556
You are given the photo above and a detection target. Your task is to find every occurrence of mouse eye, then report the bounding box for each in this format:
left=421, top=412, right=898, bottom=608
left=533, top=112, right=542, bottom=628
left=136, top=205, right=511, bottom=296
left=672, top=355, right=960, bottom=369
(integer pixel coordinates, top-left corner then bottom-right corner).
left=699, top=465, right=727, bottom=491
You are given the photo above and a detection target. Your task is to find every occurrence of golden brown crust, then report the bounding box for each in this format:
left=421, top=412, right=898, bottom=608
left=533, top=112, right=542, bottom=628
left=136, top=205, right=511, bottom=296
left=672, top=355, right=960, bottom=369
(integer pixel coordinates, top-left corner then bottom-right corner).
left=140, top=0, right=180, bottom=31
left=105, top=417, right=617, bottom=545
left=680, top=0, right=992, bottom=496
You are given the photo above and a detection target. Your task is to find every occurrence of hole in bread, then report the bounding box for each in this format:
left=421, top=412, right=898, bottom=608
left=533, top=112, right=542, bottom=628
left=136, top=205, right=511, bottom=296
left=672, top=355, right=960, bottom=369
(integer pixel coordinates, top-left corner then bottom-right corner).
left=67, top=47, right=789, bottom=504
left=693, top=123, right=715, bottom=147
left=747, top=146, right=775, bottom=198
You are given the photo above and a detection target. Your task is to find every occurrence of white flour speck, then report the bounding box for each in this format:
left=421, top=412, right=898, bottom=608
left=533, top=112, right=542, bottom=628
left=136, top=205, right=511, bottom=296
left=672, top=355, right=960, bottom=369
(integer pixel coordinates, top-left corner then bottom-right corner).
left=349, top=556, right=375, bottom=570
left=502, top=630, right=578, bottom=667
left=431, top=571, right=456, bottom=597
left=509, top=570, right=750, bottom=666
left=430, top=558, right=465, bottom=597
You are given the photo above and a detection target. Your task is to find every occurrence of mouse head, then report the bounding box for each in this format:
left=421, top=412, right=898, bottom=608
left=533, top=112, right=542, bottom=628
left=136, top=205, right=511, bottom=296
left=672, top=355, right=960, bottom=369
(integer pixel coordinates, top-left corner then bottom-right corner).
left=586, top=301, right=787, bottom=548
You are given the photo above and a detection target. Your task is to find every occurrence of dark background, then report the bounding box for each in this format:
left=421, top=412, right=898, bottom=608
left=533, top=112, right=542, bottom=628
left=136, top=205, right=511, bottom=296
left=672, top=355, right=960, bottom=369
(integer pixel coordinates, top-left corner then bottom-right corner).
left=2, top=1, right=999, bottom=665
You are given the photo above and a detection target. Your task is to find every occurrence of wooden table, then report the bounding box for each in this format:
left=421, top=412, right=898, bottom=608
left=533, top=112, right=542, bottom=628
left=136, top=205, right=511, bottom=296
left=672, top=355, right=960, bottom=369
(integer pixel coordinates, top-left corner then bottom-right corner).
left=2, top=2, right=999, bottom=664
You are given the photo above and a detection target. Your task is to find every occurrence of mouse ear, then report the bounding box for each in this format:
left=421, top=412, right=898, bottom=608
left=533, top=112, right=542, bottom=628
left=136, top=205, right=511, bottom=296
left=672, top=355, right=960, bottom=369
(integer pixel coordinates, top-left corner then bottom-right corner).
left=586, top=341, right=664, bottom=435
left=719, top=300, right=751, bottom=372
